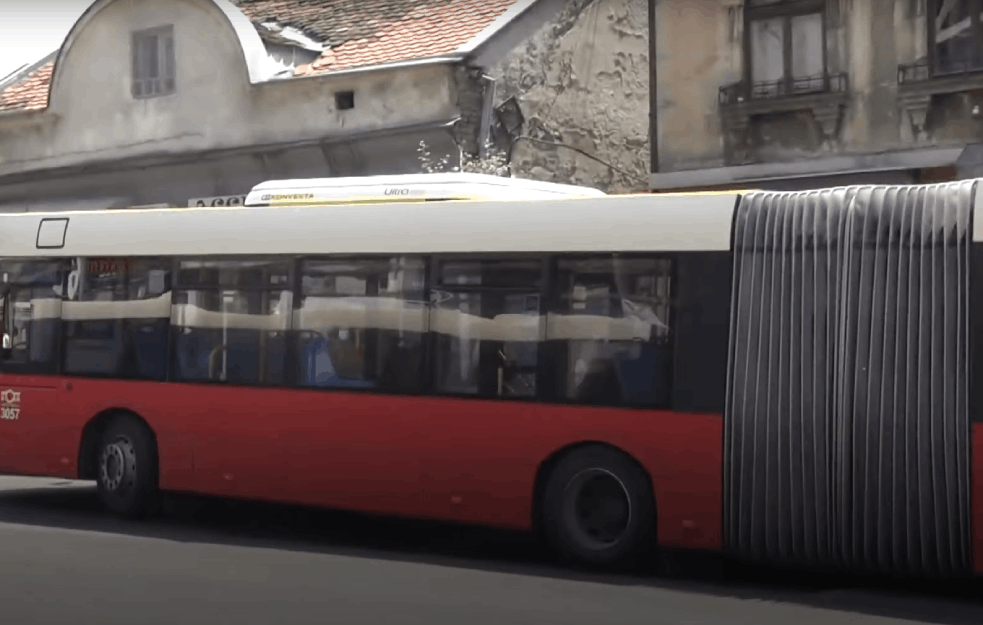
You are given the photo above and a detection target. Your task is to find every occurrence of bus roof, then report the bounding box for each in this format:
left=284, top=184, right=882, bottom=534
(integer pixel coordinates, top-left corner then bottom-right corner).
left=5, top=192, right=740, bottom=258
left=244, top=172, right=607, bottom=206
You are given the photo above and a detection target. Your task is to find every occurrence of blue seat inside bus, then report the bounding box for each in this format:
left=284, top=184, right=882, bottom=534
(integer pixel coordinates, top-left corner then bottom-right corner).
left=614, top=345, right=671, bottom=405
left=299, top=335, right=376, bottom=389
left=174, top=332, right=211, bottom=380
left=63, top=337, right=125, bottom=375
left=130, top=324, right=168, bottom=380
left=224, top=329, right=260, bottom=382
left=28, top=319, right=59, bottom=365
left=60, top=321, right=167, bottom=379
left=174, top=330, right=287, bottom=383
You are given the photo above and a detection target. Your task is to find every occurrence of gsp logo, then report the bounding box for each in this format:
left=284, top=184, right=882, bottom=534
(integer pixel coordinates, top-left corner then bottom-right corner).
left=1, top=389, right=20, bottom=421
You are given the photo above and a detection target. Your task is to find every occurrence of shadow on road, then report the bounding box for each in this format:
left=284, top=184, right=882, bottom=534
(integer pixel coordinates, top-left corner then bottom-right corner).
left=0, top=478, right=978, bottom=625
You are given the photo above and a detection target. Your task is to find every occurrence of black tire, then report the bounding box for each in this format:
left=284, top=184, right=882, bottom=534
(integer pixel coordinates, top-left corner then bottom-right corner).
left=95, top=414, right=159, bottom=519
left=541, top=445, right=656, bottom=571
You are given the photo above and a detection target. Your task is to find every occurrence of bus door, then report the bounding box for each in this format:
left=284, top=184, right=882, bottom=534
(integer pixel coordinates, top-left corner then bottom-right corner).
left=0, top=260, right=75, bottom=476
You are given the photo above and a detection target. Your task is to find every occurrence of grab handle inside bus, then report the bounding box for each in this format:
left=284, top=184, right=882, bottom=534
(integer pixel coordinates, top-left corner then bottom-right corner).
left=208, top=344, right=228, bottom=381
left=0, top=291, right=10, bottom=357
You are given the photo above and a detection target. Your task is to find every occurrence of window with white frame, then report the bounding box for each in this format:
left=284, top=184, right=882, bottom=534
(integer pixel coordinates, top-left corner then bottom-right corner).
left=132, top=25, right=175, bottom=99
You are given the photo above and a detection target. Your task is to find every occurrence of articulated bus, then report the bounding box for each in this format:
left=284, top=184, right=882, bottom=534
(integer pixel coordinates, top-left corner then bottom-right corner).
left=0, top=173, right=979, bottom=577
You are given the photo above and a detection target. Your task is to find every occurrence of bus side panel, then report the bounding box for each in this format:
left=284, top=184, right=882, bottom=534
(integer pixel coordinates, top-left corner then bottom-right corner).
left=0, top=375, right=78, bottom=479
left=630, top=411, right=723, bottom=551
left=0, top=374, right=198, bottom=485
left=270, top=392, right=724, bottom=552
left=974, top=425, right=983, bottom=574
left=400, top=401, right=724, bottom=551
left=0, top=374, right=723, bottom=553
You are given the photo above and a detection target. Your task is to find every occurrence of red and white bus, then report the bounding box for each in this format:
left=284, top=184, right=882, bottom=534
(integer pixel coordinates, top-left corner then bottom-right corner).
left=0, top=173, right=979, bottom=576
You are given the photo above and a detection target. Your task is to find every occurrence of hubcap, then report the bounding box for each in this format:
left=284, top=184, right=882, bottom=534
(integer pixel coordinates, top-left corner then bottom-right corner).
left=99, top=438, right=135, bottom=493
left=564, top=468, right=632, bottom=549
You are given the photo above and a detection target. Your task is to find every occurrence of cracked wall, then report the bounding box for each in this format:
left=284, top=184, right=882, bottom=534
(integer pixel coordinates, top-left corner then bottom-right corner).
left=489, top=0, right=650, bottom=192
left=656, top=0, right=741, bottom=172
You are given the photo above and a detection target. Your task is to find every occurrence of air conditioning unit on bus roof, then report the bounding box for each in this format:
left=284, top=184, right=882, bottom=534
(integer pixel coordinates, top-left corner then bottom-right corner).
left=244, top=172, right=606, bottom=207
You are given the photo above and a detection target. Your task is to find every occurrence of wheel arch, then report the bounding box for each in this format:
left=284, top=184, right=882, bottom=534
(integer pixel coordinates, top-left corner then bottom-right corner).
left=531, top=440, right=658, bottom=537
left=78, top=408, right=158, bottom=481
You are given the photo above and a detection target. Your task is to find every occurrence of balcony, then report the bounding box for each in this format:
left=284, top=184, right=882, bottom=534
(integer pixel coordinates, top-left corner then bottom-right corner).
left=895, top=55, right=983, bottom=142
left=718, top=73, right=850, bottom=164
left=897, top=58, right=983, bottom=97
left=719, top=72, right=849, bottom=113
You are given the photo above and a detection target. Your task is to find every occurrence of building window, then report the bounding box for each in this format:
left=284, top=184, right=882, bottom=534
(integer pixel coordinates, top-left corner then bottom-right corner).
left=931, top=0, right=983, bottom=75
left=746, top=0, right=827, bottom=98
left=132, top=25, right=175, bottom=99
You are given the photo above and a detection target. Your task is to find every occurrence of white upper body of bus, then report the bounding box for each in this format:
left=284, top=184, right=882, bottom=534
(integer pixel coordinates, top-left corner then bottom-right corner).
left=0, top=173, right=740, bottom=258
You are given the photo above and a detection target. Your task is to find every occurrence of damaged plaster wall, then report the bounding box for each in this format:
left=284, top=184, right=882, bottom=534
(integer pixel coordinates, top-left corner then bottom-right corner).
left=656, top=0, right=741, bottom=171
left=653, top=0, right=974, bottom=176
left=488, top=0, right=649, bottom=192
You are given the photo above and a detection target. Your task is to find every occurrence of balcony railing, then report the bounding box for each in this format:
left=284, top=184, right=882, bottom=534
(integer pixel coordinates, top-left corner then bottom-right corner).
left=719, top=73, right=848, bottom=106
left=898, top=57, right=983, bottom=85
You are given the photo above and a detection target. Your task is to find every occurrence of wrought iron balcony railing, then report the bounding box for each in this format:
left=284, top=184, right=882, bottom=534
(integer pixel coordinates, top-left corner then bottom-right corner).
left=719, top=73, right=848, bottom=106
left=898, top=57, right=983, bottom=85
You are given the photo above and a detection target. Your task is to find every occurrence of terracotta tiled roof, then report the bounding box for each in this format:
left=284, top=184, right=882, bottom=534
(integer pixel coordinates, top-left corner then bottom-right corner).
left=0, top=62, right=54, bottom=112
left=0, top=0, right=520, bottom=112
left=234, top=0, right=517, bottom=75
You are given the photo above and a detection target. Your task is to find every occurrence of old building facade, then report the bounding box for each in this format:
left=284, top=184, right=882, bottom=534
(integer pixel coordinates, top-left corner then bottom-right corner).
left=652, top=0, right=983, bottom=191
left=0, top=0, right=562, bottom=211
left=488, top=0, right=651, bottom=193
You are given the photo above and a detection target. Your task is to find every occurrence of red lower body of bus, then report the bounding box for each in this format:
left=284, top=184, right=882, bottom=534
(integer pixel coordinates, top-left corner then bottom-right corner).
left=2, top=373, right=982, bottom=574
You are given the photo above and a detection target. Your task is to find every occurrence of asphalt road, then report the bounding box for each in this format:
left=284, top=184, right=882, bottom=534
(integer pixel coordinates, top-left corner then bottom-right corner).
left=0, top=476, right=979, bottom=625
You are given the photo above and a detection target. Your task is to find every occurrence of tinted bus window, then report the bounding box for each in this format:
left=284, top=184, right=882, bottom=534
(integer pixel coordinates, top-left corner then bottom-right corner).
left=62, top=257, right=172, bottom=380
left=0, top=260, right=70, bottom=375
left=548, top=256, right=673, bottom=407
left=295, top=256, right=427, bottom=393
left=431, top=258, right=545, bottom=399
left=172, top=259, right=291, bottom=385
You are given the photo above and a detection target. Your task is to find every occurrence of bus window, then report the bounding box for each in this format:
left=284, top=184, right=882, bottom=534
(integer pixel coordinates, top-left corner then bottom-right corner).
left=431, top=258, right=545, bottom=399
left=548, top=256, right=673, bottom=407
left=0, top=260, right=69, bottom=375
left=61, top=257, right=172, bottom=380
left=294, top=256, right=427, bottom=393
left=171, top=259, right=291, bottom=385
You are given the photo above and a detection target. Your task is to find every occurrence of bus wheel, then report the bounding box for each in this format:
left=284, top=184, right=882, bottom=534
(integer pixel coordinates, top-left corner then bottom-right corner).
left=95, top=415, right=159, bottom=519
left=541, top=445, right=655, bottom=571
